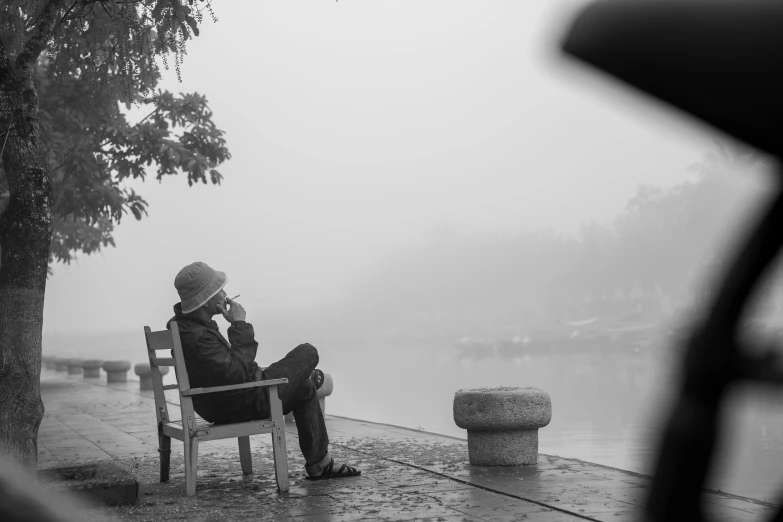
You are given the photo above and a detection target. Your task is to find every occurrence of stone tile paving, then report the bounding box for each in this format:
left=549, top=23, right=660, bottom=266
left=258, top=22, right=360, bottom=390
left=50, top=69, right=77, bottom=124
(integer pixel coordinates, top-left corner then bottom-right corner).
left=39, top=370, right=778, bottom=521
left=326, top=424, right=782, bottom=522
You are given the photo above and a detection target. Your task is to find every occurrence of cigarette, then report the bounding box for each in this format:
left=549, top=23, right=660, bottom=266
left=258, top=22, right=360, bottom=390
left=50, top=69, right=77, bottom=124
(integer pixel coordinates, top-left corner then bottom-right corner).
left=228, top=294, right=240, bottom=301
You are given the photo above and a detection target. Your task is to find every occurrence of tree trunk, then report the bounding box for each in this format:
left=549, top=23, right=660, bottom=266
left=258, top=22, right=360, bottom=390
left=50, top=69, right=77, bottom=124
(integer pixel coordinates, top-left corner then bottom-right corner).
left=0, top=67, right=53, bottom=471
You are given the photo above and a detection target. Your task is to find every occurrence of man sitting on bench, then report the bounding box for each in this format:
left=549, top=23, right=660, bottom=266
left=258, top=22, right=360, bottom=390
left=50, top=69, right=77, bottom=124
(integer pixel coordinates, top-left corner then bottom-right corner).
left=168, top=261, right=361, bottom=480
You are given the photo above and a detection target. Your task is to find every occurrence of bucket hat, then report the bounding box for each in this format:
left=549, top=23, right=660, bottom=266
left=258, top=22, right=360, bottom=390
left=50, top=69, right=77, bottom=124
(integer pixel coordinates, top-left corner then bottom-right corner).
left=175, top=262, right=228, bottom=314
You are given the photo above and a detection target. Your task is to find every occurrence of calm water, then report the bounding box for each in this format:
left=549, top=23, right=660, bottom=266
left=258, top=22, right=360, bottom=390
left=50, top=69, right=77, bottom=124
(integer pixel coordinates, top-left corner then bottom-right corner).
left=45, top=330, right=783, bottom=502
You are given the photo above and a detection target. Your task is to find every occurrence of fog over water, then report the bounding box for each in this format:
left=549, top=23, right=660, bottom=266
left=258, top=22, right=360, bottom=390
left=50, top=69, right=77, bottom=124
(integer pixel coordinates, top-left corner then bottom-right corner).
left=40, top=0, right=783, bottom=503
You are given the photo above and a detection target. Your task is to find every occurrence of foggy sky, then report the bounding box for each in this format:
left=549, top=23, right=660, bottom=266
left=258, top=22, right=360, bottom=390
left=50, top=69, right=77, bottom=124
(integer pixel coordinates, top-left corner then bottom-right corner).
left=43, top=0, right=734, bottom=335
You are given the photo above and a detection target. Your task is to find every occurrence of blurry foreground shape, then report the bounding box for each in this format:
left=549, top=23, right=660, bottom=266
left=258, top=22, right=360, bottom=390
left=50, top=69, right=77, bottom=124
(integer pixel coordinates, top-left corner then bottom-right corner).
left=561, top=0, right=783, bottom=157
left=0, top=454, right=87, bottom=522
left=561, top=1, right=783, bottom=521
left=454, top=387, right=551, bottom=466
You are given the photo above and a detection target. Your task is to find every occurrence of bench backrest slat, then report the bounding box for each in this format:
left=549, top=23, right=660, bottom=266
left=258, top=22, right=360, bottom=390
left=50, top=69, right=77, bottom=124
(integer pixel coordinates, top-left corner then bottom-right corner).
left=144, top=326, right=176, bottom=425
left=167, top=322, right=197, bottom=434
left=146, top=330, right=175, bottom=351
left=144, top=324, right=197, bottom=432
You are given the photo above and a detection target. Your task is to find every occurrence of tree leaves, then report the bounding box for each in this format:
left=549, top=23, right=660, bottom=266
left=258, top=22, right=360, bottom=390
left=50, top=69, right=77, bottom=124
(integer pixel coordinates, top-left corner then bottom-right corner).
left=24, top=78, right=230, bottom=265
left=0, top=1, right=229, bottom=269
left=49, top=214, right=115, bottom=266
left=0, top=0, right=218, bottom=108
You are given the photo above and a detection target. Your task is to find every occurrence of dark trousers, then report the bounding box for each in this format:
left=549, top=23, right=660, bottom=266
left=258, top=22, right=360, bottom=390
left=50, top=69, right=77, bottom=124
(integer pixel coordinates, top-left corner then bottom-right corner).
left=254, top=343, right=330, bottom=474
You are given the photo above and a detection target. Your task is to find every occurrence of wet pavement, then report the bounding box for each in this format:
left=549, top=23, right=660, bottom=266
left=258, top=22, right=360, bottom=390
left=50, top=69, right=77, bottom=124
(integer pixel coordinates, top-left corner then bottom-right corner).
left=39, top=370, right=777, bottom=521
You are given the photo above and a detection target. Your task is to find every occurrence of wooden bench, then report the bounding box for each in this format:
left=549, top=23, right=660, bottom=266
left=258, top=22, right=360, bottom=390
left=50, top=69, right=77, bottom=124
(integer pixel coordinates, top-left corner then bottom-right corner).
left=143, top=323, right=290, bottom=496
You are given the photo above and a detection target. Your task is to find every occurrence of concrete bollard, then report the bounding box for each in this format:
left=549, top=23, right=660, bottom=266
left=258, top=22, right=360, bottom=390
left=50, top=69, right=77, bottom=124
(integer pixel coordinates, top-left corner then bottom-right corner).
left=453, top=386, right=551, bottom=466
left=54, top=358, right=69, bottom=372
left=102, top=360, right=132, bottom=383
left=81, top=359, right=103, bottom=378
left=285, top=372, right=333, bottom=422
left=43, top=356, right=57, bottom=370
left=134, top=362, right=169, bottom=390
left=316, top=373, right=334, bottom=415
left=66, top=358, right=84, bottom=375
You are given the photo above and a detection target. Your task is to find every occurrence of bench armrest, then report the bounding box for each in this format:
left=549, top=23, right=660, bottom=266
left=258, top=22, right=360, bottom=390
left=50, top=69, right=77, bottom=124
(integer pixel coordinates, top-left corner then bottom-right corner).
left=181, top=378, right=288, bottom=397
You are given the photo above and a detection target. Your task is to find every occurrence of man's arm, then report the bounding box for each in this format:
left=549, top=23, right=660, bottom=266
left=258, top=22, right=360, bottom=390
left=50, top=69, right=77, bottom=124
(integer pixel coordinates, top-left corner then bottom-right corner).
left=191, top=329, right=257, bottom=385
left=218, top=297, right=260, bottom=377
left=227, top=321, right=260, bottom=377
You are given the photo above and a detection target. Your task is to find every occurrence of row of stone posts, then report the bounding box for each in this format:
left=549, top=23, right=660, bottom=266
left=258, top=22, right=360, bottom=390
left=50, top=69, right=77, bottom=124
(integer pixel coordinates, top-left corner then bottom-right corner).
left=44, top=356, right=137, bottom=383
left=43, top=356, right=173, bottom=387
left=42, top=356, right=336, bottom=415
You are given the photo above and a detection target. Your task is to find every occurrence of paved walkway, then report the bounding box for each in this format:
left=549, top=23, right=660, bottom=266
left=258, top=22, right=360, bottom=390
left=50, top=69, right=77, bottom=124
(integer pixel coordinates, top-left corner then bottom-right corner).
left=39, top=369, right=777, bottom=521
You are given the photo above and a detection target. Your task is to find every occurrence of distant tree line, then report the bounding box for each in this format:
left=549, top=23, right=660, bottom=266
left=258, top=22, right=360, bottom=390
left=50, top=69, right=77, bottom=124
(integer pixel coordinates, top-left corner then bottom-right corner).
left=338, top=143, right=776, bottom=335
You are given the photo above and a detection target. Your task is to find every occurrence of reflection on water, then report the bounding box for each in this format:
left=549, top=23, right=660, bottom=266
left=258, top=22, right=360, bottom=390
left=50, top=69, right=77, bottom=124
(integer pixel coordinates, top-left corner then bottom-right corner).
left=44, top=330, right=783, bottom=502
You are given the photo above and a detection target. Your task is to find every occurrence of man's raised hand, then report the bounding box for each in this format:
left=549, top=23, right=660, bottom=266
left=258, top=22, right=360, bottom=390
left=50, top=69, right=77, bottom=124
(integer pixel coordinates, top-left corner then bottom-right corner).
left=217, top=297, right=247, bottom=323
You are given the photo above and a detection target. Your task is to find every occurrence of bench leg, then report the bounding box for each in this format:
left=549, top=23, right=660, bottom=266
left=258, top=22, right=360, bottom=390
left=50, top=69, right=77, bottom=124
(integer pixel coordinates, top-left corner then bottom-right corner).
left=183, top=436, right=199, bottom=497
left=269, top=385, right=289, bottom=493
left=271, top=426, right=289, bottom=493
left=159, top=435, right=171, bottom=482
left=238, top=436, right=253, bottom=475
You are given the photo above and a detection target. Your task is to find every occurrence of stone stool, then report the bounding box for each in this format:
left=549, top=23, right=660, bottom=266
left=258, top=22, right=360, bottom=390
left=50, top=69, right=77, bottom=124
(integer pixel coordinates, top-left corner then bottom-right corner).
left=317, top=373, right=334, bottom=414
left=66, top=358, right=83, bottom=375
left=54, top=358, right=68, bottom=372
left=453, top=386, right=551, bottom=466
left=285, top=372, right=334, bottom=422
left=81, top=359, right=103, bottom=378
left=102, top=360, right=131, bottom=383
left=134, top=362, right=169, bottom=390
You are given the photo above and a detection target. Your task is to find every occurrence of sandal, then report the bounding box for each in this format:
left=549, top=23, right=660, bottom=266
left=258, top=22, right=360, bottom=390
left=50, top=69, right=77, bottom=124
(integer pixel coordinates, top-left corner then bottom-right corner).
left=306, top=458, right=361, bottom=480
left=310, top=369, right=325, bottom=390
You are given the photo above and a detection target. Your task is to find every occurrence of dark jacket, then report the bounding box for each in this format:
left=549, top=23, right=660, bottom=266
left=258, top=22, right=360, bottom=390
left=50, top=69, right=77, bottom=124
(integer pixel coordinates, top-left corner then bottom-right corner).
left=167, top=303, right=264, bottom=424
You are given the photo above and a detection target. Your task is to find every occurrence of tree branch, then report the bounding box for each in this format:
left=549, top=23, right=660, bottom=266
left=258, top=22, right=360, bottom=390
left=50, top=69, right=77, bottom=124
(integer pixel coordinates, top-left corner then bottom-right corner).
left=133, top=105, right=159, bottom=126
left=93, top=103, right=157, bottom=149
left=55, top=1, right=81, bottom=30
left=14, top=0, right=68, bottom=74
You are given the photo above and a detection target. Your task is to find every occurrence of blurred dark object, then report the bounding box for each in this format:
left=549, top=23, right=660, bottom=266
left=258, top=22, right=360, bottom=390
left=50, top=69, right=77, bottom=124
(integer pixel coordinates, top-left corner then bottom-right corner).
left=0, top=455, right=87, bottom=522
left=562, top=0, right=782, bottom=158
left=561, top=1, right=783, bottom=521
left=37, top=463, right=139, bottom=507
